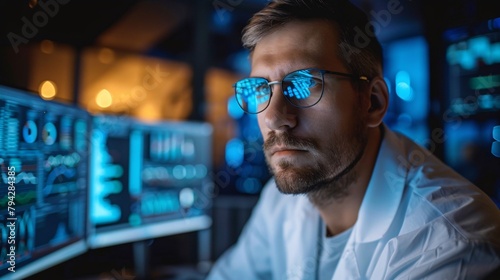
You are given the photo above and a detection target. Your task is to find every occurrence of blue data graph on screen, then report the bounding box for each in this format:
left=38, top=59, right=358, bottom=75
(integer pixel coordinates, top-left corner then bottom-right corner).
left=140, top=191, right=180, bottom=217
left=74, top=119, right=87, bottom=153
left=0, top=100, right=20, bottom=151
left=139, top=122, right=212, bottom=220
left=60, top=116, right=75, bottom=150
left=23, top=120, right=37, bottom=144
left=42, top=122, right=57, bottom=146
left=90, top=117, right=133, bottom=227
left=444, top=23, right=500, bottom=116
left=0, top=85, right=89, bottom=279
left=149, top=131, right=196, bottom=163
left=129, top=130, right=143, bottom=197
left=43, top=165, right=76, bottom=197
left=34, top=201, right=85, bottom=248
left=442, top=19, right=500, bottom=203
left=40, top=151, right=82, bottom=202
left=0, top=155, right=39, bottom=208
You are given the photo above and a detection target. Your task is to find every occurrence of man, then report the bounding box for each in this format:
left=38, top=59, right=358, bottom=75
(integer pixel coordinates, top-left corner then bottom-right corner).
left=207, top=0, right=500, bottom=279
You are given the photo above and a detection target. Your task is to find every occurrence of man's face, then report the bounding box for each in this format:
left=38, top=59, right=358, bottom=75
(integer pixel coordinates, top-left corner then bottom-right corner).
left=250, top=19, right=368, bottom=195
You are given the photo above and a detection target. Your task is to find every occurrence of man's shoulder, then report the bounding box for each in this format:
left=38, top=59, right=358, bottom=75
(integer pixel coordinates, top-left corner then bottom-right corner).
left=382, top=126, right=500, bottom=242
left=384, top=126, right=479, bottom=192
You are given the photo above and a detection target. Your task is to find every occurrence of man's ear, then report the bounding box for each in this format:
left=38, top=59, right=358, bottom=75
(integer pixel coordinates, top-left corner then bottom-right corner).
left=365, top=76, right=389, bottom=128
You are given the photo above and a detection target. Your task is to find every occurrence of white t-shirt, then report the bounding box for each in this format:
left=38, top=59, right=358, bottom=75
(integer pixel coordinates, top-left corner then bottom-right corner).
left=318, top=225, right=352, bottom=280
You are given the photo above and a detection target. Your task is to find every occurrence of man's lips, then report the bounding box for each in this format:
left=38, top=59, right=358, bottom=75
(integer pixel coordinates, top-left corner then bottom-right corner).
left=268, top=146, right=308, bottom=156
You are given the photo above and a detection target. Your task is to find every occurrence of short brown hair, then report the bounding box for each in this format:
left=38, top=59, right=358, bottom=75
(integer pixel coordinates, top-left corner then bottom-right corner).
left=242, top=0, right=383, bottom=81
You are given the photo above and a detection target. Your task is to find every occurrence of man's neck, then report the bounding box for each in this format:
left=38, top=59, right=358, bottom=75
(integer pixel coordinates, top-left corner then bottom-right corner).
left=314, top=126, right=383, bottom=237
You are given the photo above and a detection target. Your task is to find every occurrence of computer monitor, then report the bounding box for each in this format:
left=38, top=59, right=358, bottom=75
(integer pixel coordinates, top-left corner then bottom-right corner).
left=88, top=114, right=213, bottom=248
left=443, top=18, right=500, bottom=118
left=0, top=85, right=89, bottom=280
left=442, top=17, right=500, bottom=204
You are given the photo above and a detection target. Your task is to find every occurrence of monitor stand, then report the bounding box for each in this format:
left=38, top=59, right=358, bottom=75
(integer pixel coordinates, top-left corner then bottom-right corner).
left=133, top=240, right=150, bottom=280
left=131, top=229, right=212, bottom=279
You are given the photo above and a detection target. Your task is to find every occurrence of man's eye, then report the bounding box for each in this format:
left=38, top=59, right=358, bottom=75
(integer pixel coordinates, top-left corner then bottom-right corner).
left=255, top=84, right=269, bottom=93
left=296, top=77, right=320, bottom=87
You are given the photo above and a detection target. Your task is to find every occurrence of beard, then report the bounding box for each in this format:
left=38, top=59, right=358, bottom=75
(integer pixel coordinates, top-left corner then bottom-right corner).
left=262, top=114, right=368, bottom=205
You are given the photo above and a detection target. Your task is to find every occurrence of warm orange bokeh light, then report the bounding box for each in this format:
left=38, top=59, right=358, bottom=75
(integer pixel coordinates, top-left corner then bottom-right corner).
left=39, top=80, right=57, bottom=100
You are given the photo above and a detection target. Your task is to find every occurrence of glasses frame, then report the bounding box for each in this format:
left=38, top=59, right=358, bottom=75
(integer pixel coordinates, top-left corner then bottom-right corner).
left=233, top=68, right=370, bottom=114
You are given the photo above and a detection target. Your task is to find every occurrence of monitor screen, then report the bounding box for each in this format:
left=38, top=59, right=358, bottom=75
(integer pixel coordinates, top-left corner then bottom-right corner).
left=444, top=18, right=500, bottom=117
left=88, top=115, right=213, bottom=248
left=443, top=17, right=500, bottom=205
left=0, top=85, right=89, bottom=280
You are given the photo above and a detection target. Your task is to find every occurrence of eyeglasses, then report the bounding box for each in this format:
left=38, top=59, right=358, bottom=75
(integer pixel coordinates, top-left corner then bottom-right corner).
left=234, top=68, right=369, bottom=114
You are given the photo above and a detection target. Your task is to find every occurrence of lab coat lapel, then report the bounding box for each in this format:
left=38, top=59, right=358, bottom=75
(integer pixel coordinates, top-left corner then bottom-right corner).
left=332, top=126, right=407, bottom=279
left=353, top=126, right=406, bottom=243
left=283, top=195, right=321, bottom=280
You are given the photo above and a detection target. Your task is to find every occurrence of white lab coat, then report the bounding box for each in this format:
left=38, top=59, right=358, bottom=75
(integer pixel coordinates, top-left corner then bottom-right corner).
left=207, top=126, right=500, bottom=279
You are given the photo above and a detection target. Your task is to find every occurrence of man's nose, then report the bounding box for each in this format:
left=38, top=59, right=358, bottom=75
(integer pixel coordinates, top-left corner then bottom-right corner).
left=262, top=84, right=298, bottom=131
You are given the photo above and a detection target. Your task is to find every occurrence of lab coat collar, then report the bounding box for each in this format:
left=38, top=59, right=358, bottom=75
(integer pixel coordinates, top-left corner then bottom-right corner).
left=283, top=194, right=321, bottom=279
left=351, top=124, right=407, bottom=243
left=332, top=125, right=408, bottom=279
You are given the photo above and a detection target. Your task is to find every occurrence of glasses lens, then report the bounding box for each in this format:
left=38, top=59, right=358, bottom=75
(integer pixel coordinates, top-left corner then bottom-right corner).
left=235, top=77, right=271, bottom=113
left=282, top=69, right=324, bottom=107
